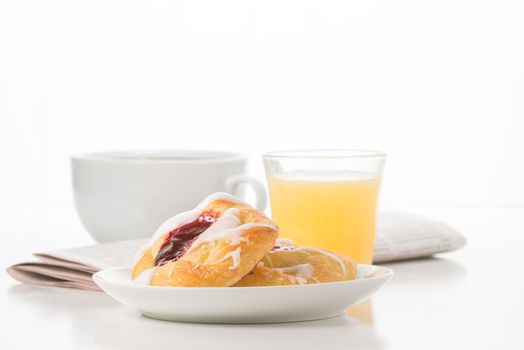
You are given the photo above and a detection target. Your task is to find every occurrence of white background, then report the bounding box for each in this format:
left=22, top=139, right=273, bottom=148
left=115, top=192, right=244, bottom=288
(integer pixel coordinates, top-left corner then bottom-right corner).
left=1, top=0, right=523, bottom=208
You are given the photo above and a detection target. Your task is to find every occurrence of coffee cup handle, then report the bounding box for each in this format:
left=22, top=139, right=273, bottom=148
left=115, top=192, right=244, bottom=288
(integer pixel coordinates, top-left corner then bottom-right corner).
left=226, top=175, right=267, bottom=211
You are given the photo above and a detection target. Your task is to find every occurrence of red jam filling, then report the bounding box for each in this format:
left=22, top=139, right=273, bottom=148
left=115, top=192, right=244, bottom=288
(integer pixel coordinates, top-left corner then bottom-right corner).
left=155, top=210, right=220, bottom=266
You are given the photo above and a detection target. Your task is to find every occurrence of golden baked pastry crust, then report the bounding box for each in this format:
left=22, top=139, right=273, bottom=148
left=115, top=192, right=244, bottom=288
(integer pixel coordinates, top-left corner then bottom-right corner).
left=233, top=245, right=357, bottom=287
left=132, top=198, right=278, bottom=287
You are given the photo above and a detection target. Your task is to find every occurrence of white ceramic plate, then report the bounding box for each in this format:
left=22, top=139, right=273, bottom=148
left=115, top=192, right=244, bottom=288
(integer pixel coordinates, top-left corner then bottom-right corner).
left=93, top=264, right=393, bottom=324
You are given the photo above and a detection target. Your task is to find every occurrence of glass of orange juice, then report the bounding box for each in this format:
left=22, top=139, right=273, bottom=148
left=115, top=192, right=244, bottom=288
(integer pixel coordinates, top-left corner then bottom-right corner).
left=263, top=150, right=385, bottom=264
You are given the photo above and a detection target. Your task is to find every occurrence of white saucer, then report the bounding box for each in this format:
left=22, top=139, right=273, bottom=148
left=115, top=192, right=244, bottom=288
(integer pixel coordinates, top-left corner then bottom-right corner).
left=93, top=264, right=393, bottom=324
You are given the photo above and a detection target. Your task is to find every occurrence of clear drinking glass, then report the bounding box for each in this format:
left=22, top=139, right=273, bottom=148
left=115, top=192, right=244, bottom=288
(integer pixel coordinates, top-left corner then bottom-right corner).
left=263, top=150, right=386, bottom=264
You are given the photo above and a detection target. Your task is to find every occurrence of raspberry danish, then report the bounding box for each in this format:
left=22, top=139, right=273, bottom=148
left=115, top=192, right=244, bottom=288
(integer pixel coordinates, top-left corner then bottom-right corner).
left=131, top=193, right=278, bottom=287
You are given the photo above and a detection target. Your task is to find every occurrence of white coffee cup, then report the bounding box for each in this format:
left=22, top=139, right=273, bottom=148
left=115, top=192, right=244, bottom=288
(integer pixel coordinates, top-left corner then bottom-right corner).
left=71, top=150, right=266, bottom=243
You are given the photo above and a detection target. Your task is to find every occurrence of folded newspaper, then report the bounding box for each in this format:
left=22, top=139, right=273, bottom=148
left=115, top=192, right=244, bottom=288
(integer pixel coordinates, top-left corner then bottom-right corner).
left=7, top=212, right=466, bottom=291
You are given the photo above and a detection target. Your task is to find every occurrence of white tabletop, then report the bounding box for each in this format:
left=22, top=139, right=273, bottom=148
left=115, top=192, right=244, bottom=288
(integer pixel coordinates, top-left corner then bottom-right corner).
left=2, top=205, right=523, bottom=349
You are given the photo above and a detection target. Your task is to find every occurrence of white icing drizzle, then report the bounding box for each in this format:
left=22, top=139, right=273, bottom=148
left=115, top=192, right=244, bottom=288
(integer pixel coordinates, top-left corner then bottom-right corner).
left=188, top=222, right=275, bottom=253
left=229, top=235, right=248, bottom=246
left=133, top=268, right=155, bottom=286
left=185, top=208, right=241, bottom=253
left=275, top=263, right=315, bottom=284
left=214, top=247, right=242, bottom=270
left=167, top=263, right=175, bottom=277
left=297, top=247, right=347, bottom=277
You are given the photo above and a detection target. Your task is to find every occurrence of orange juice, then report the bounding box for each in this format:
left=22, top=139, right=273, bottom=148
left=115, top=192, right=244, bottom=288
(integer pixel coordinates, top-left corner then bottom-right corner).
left=268, top=172, right=381, bottom=263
